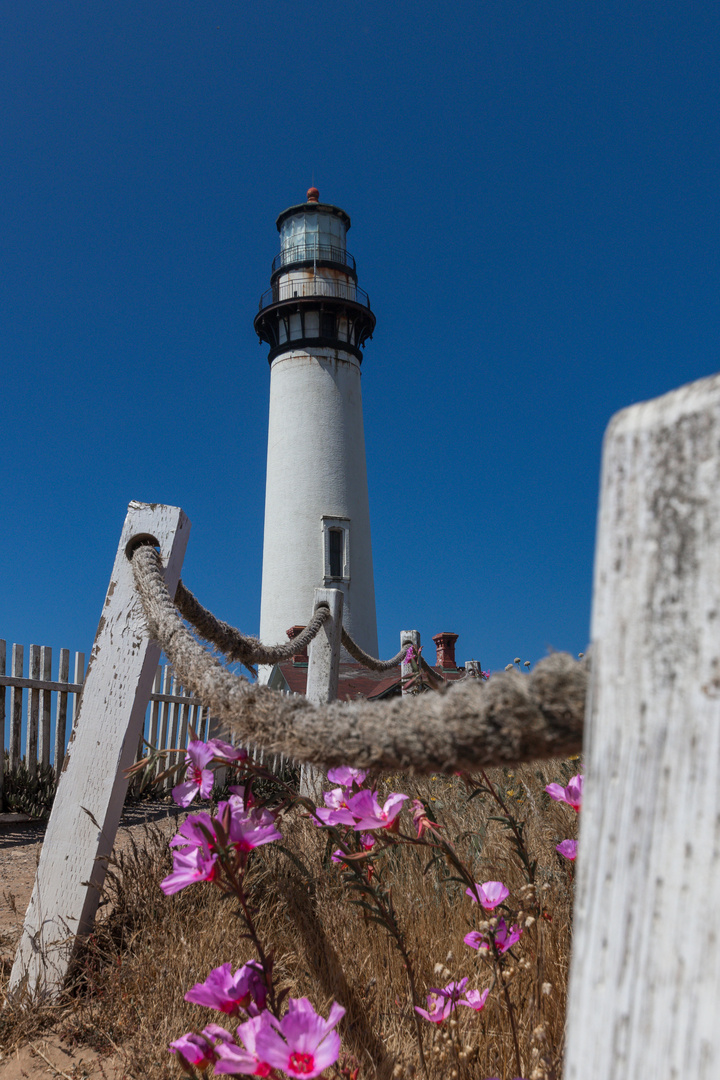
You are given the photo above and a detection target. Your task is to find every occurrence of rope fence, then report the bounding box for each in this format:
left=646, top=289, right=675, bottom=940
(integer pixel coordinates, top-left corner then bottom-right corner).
left=131, top=544, right=586, bottom=774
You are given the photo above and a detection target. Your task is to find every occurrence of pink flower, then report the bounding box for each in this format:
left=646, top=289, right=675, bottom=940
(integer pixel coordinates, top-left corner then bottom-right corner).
left=403, top=646, right=415, bottom=664
left=330, top=849, right=347, bottom=865
left=459, top=987, right=490, bottom=1011
left=347, top=790, right=409, bottom=831
left=415, top=979, right=468, bottom=1024
left=184, top=961, right=267, bottom=1015
left=326, top=766, right=368, bottom=788
left=214, top=1013, right=274, bottom=1076
left=545, top=774, right=584, bottom=812
left=556, top=839, right=578, bottom=861
left=314, top=788, right=357, bottom=828
left=410, top=799, right=441, bottom=838
left=360, top=833, right=375, bottom=851
left=172, top=739, right=216, bottom=807
left=464, top=919, right=522, bottom=955
left=225, top=804, right=282, bottom=853
left=465, top=880, right=509, bottom=910
left=207, top=738, right=249, bottom=763
left=161, top=846, right=219, bottom=895
left=168, top=1031, right=217, bottom=1070
left=166, top=804, right=281, bottom=872
left=254, top=997, right=345, bottom=1078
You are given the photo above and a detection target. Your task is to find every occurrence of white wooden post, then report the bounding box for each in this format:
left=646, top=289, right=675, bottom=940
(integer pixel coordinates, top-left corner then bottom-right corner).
left=38, top=645, right=52, bottom=769
left=9, top=644, right=23, bottom=772
left=301, top=588, right=343, bottom=797
left=53, top=648, right=70, bottom=775
left=26, top=645, right=40, bottom=778
left=565, top=373, right=720, bottom=1080
left=10, top=501, right=190, bottom=999
left=400, top=630, right=420, bottom=695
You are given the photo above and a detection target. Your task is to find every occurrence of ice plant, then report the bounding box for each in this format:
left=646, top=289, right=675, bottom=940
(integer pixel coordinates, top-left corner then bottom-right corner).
left=254, top=997, right=345, bottom=1078
left=184, top=961, right=267, bottom=1015
left=172, top=739, right=216, bottom=807
left=207, top=738, right=249, bottom=763
left=465, top=880, right=509, bottom=909
left=556, top=838, right=578, bottom=861
left=545, top=773, right=584, bottom=811
left=214, top=1013, right=274, bottom=1077
left=347, top=789, right=409, bottom=831
left=326, top=766, right=368, bottom=788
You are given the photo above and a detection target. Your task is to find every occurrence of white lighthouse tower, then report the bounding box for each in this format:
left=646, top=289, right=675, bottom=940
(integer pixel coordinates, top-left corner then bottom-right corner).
left=254, top=188, right=379, bottom=671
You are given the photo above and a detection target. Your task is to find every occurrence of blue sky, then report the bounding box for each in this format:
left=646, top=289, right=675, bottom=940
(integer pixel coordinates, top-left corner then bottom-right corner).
left=2, top=0, right=719, bottom=675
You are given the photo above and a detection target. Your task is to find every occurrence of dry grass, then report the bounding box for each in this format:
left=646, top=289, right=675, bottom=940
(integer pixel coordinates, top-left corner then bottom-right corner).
left=0, top=759, right=580, bottom=1079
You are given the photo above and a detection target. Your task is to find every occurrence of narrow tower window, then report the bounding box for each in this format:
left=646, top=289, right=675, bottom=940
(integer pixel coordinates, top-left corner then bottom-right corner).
left=329, top=528, right=343, bottom=578
left=322, top=517, right=350, bottom=584
left=321, top=312, right=336, bottom=339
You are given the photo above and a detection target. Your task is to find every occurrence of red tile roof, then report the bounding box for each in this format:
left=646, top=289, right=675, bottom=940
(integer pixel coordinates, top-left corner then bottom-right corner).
left=274, top=662, right=466, bottom=701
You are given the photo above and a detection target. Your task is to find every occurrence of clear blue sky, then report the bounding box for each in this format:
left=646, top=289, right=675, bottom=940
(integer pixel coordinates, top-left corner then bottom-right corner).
left=2, top=1, right=719, bottom=674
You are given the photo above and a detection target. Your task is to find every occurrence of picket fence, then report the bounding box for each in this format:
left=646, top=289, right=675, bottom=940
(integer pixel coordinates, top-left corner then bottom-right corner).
left=0, top=641, right=212, bottom=806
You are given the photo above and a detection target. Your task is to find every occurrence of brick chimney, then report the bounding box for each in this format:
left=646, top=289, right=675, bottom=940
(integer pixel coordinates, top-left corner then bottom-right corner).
left=433, top=632, right=459, bottom=670
left=286, top=625, right=308, bottom=665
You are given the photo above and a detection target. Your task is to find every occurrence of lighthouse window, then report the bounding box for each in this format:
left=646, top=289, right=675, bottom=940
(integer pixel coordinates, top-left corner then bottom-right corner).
left=321, top=312, right=336, bottom=339
left=329, top=529, right=343, bottom=578
left=322, top=516, right=350, bottom=584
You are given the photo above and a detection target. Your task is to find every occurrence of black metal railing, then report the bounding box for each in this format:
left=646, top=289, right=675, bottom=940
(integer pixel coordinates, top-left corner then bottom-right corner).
left=259, top=279, right=370, bottom=312
left=272, top=244, right=356, bottom=273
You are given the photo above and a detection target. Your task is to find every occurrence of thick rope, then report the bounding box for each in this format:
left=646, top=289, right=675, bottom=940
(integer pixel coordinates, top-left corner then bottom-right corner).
left=174, top=579, right=330, bottom=668
left=132, top=547, right=586, bottom=773
left=340, top=628, right=409, bottom=672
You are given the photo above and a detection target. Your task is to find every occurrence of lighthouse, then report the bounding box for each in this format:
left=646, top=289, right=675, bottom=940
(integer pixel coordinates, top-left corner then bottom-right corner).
left=254, top=188, right=379, bottom=673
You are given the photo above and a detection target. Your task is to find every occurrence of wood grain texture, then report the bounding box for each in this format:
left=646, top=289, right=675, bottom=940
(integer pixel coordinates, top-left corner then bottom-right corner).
left=9, top=502, right=190, bottom=998
left=565, top=373, right=720, bottom=1080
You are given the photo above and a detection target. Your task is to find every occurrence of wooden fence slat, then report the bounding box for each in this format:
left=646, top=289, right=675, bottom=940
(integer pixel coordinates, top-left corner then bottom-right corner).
left=166, top=675, right=180, bottom=789
left=565, top=373, right=720, bottom=1080
left=9, top=645, right=23, bottom=772
left=178, top=692, right=189, bottom=752
left=157, top=665, right=172, bottom=779
left=71, top=652, right=85, bottom=730
left=26, top=645, right=40, bottom=779
left=148, top=667, right=162, bottom=755
left=0, top=640, right=5, bottom=805
left=54, top=649, right=70, bottom=773
left=10, top=501, right=190, bottom=998
left=39, top=646, right=52, bottom=769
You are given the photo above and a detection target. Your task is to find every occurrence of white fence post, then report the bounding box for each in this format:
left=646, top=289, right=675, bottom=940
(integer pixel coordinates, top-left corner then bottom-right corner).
left=400, top=630, right=420, bottom=695
left=565, top=373, right=720, bottom=1080
left=10, top=501, right=190, bottom=999
left=301, top=588, right=343, bottom=797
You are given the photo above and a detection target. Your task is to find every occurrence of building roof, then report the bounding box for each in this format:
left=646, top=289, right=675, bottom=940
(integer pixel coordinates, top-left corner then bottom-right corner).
left=269, top=661, right=468, bottom=701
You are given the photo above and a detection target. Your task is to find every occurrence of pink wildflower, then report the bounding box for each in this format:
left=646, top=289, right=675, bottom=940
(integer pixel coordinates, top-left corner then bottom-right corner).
left=172, top=739, right=216, bottom=808
left=415, top=979, right=468, bottom=1023
left=545, top=774, right=584, bottom=812
left=326, top=766, right=368, bottom=788
left=161, top=846, right=219, bottom=895
left=410, top=799, right=441, bottom=838
left=556, top=839, right=578, bottom=861
left=315, top=788, right=357, bottom=827
left=207, top=738, right=249, bottom=763
left=168, top=1031, right=218, bottom=1070
left=464, top=918, right=523, bottom=955
left=360, top=833, right=375, bottom=851
left=403, top=646, right=415, bottom=664
left=184, top=961, right=267, bottom=1015
left=254, top=997, right=345, bottom=1078
left=330, top=849, right=347, bottom=865
left=465, top=880, right=509, bottom=910
left=347, top=789, right=408, bottom=831
left=214, top=1013, right=274, bottom=1076
left=459, top=987, right=490, bottom=1011
left=225, top=804, right=282, bottom=853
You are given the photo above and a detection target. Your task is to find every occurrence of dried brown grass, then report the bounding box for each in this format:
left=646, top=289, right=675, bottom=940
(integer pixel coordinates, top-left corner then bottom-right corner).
left=0, top=760, right=579, bottom=1079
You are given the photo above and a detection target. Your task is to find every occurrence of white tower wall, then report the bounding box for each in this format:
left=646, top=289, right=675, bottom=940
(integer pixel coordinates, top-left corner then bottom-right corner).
left=259, top=345, right=378, bottom=656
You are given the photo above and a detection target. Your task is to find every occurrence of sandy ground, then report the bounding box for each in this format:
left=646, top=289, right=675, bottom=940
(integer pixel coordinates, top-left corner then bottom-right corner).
left=0, top=800, right=181, bottom=1080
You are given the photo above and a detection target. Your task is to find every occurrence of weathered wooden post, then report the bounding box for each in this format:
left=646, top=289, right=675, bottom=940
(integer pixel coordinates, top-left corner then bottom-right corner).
left=10, top=501, right=190, bottom=999
left=301, top=588, right=343, bottom=796
left=565, top=372, right=720, bottom=1080
left=400, top=630, right=420, bottom=695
